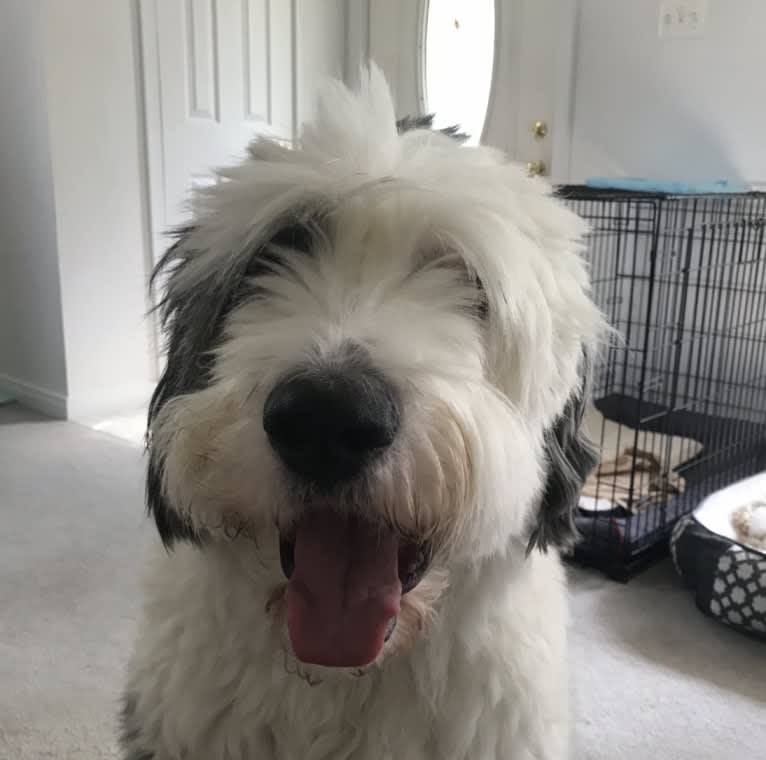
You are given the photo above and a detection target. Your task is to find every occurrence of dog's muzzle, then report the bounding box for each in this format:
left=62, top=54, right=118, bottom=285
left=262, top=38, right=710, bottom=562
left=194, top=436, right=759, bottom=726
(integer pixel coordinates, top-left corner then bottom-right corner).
left=262, top=363, right=430, bottom=669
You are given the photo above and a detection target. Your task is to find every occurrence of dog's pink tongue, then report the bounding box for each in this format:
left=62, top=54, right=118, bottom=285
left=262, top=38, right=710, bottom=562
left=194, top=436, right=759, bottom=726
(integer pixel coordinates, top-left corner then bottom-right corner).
left=286, top=512, right=401, bottom=668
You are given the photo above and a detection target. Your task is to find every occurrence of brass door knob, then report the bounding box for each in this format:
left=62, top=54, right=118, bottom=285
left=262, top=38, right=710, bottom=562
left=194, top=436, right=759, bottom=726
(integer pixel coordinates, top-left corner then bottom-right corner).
left=531, top=120, right=548, bottom=139
left=527, top=160, right=546, bottom=177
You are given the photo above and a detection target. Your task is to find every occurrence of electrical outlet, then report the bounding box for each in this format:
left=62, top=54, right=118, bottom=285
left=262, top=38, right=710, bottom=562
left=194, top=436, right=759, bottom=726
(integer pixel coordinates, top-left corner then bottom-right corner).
left=659, top=0, right=707, bottom=38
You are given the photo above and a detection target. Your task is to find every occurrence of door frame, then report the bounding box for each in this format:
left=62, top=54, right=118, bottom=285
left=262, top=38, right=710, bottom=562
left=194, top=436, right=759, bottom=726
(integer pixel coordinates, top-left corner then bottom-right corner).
left=137, top=0, right=182, bottom=272
left=133, top=0, right=164, bottom=377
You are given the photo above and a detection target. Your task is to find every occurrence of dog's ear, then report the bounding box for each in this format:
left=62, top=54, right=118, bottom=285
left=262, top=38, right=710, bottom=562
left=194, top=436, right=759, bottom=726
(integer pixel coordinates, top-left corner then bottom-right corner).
left=146, top=216, right=322, bottom=546
left=527, top=353, right=599, bottom=554
left=146, top=225, right=238, bottom=546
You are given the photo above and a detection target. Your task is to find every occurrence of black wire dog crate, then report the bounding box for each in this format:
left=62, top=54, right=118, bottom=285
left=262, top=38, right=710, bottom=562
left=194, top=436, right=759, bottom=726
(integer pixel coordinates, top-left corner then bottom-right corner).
left=558, top=186, right=766, bottom=579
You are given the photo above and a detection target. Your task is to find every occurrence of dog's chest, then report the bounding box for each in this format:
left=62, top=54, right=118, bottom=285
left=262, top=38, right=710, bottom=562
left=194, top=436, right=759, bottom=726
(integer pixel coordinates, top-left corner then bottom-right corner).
left=265, top=671, right=436, bottom=760
left=270, top=718, right=429, bottom=760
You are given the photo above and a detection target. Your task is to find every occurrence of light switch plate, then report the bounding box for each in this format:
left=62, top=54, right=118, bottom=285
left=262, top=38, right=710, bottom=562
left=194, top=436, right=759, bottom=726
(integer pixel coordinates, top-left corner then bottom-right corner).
left=659, top=0, right=708, bottom=38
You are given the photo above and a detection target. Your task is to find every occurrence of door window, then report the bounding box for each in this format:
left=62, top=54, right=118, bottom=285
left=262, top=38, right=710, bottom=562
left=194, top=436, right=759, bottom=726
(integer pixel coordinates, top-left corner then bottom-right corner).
left=423, top=0, right=495, bottom=145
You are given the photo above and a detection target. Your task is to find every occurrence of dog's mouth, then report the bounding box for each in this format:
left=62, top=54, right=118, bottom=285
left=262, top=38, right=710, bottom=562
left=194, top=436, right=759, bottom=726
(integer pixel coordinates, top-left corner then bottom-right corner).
left=279, top=511, right=431, bottom=669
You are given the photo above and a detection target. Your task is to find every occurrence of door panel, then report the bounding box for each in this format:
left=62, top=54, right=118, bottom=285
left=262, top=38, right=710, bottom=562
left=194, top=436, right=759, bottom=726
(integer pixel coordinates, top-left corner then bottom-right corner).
left=154, top=0, right=290, bottom=233
left=144, top=0, right=344, bottom=247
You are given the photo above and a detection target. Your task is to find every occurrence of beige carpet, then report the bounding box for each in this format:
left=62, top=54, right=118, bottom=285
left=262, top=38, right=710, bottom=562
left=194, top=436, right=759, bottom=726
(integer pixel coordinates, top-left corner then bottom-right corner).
left=0, top=403, right=763, bottom=759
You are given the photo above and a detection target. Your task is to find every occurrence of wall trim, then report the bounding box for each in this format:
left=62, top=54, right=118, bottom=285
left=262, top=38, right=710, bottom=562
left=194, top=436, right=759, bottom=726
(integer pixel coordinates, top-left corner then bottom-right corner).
left=137, top=0, right=167, bottom=272
left=414, top=0, right=427, bottom=113
left=137, top=0, right=173, bottom=379
left=344, top=0, right=370, bottom=84
left=0, top=373, right=67, bottom=420
left=0, top=372, right=156, bottom=424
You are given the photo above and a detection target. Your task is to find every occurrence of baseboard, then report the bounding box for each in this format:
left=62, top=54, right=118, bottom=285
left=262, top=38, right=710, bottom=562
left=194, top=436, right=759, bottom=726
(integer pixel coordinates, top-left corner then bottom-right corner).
left=0, top=373, right=156, bottom=423
left=0, top=373, right=68, bottom=419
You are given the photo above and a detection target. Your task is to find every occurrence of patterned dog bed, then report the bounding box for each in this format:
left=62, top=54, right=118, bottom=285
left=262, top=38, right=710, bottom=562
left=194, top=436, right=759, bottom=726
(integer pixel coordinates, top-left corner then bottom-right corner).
left=671, top=472, right=766, bottom=640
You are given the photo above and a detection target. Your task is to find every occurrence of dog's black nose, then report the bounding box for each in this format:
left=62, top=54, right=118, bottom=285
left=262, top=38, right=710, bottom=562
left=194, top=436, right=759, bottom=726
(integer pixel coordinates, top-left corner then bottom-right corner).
left=263, top=368, right=400, bottom=487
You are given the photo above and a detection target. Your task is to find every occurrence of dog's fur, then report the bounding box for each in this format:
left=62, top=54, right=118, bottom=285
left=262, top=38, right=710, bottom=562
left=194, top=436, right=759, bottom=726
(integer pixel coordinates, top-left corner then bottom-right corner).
left=122, top=67, right=602, bottom=760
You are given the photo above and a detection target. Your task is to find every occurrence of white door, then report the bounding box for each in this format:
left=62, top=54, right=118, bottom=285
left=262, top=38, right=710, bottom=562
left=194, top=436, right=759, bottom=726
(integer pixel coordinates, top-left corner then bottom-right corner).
left=367, top=0, right=577, bottom=182
left=141, top=0, right=345, bottom=256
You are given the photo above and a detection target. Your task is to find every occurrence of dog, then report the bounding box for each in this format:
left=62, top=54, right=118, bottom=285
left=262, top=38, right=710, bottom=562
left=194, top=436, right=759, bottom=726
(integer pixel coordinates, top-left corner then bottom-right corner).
left=121, top=66, right=602, bottom=760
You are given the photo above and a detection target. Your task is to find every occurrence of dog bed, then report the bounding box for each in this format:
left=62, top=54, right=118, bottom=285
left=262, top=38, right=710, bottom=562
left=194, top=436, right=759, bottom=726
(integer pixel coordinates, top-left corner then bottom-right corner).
left=579, top=406, right=703, bottom=514
left=671, top=471, right=766, bottom=640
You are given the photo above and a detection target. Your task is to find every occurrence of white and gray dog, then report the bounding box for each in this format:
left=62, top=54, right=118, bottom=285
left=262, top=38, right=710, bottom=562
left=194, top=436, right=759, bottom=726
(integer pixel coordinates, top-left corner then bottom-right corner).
left=122, top=67, right=603, bottom=759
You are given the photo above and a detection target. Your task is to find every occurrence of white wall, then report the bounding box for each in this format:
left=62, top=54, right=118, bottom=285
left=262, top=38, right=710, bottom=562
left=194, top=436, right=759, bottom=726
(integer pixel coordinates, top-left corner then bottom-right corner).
left=566, top=1, right=766, bottom=420
left=42, top=0, right=155, bottom=421
left=0, top=0, right=155, bottom=420
left=569, top=0, right=766, bottom=185
left=0, top=0, right=68, bottom=415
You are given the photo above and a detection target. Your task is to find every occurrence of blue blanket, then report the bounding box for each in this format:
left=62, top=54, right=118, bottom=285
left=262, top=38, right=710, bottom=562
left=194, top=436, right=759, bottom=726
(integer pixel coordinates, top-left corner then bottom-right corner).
left=585, top=177, right=749, bottom=194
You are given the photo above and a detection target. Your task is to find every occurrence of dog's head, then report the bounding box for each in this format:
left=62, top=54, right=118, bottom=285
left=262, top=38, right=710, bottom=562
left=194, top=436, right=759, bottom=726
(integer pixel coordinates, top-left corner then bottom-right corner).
left=146, top=67, right=602, bottom=673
